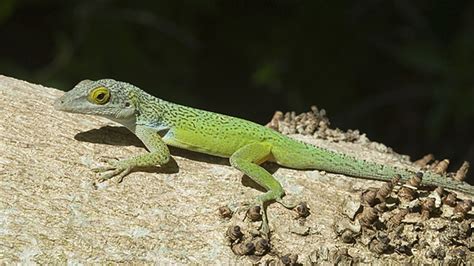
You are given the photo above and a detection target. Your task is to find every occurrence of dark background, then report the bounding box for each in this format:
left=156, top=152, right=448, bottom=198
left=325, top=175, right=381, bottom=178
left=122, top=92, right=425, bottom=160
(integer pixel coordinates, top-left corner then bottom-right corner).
left=1, top=0, right=473, bottom=181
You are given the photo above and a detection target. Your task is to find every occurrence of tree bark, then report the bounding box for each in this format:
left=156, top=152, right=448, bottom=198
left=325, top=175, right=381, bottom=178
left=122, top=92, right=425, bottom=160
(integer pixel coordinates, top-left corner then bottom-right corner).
left=0, top=75, right=472, bottom=264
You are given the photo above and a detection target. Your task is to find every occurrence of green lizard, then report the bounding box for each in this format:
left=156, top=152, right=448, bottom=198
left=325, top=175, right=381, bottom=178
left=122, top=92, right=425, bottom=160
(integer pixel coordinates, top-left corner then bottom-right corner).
left=55, top=79, right=474, bottom=237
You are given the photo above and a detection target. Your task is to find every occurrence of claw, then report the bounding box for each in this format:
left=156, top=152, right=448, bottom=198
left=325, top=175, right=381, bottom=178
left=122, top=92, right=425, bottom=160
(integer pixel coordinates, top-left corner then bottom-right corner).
left=97, top=168, right=122, bottom=182
left=93, top=159, right=132, bottom=183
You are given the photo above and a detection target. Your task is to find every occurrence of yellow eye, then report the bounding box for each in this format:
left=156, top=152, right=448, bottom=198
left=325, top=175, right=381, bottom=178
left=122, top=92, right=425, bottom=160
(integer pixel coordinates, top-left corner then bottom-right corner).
left=88, top=86, right=110, bottom=105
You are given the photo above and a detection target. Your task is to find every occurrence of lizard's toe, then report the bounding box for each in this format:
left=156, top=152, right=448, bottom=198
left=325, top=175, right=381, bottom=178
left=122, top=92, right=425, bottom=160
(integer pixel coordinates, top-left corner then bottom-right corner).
left=92, top=165, right=116, bottom=173
left=93, top=157, right=121, bottom=173
left=97, top=168, right=123, bottom=182
left=113, top=166, right=132, bottom=183
left=96, top=165, right=131, bottom=183
left=93, top=159, right=133, bottom=183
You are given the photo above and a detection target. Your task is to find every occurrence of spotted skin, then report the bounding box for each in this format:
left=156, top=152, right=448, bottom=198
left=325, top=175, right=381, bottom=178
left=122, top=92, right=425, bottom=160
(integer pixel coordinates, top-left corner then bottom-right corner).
left=55, top=79, right=474, bottom=238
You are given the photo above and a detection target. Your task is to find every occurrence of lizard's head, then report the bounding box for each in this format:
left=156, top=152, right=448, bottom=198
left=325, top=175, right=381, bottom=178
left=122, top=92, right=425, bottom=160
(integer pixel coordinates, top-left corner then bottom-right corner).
left=55, top=79, right=136, bottom=120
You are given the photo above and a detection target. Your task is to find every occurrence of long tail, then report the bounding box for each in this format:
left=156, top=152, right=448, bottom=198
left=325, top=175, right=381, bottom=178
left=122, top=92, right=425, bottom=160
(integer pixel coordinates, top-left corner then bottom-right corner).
left=291, top=141, right=474, bottom=196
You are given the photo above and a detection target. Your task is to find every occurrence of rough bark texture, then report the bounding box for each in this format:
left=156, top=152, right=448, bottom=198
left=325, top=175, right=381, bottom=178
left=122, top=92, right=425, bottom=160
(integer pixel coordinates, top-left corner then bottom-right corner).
left=0, top=75, right=472, bottom=264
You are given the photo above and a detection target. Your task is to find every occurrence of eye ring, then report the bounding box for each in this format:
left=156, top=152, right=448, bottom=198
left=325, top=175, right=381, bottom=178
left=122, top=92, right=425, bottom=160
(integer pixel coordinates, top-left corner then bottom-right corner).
left=88, top=86, right=110, bottom=105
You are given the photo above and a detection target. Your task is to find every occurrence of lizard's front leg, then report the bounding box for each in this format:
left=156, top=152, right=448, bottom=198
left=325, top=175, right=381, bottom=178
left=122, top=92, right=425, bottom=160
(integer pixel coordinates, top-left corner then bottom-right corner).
left=230, top=142, right=293, bottom=238
left=94, top=125, right=170, bottom=182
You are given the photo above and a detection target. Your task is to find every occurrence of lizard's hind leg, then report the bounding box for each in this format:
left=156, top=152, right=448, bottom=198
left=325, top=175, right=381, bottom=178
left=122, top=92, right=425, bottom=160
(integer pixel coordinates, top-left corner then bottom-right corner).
left=230, top=142, right=291, bottom=238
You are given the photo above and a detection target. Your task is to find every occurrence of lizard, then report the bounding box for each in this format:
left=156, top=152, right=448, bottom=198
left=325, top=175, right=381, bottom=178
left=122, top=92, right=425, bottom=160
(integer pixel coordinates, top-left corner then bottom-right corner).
left=55, top=78, right=474, bottom=237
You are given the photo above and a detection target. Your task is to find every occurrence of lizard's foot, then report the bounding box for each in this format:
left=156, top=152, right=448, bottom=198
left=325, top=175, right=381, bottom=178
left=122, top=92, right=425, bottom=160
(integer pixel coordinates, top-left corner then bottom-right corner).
left=244, top=192, right=293, bottom=239
left=248, top=203, right=269, bottom=239
left=236, top=194, right=299, bottom=239
left=93, top=158, right=132, bottom=183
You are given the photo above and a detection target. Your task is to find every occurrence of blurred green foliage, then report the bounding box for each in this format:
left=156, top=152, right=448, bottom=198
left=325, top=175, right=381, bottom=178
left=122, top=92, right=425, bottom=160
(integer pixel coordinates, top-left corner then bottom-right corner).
left=1, top=0, right=473, bottom=174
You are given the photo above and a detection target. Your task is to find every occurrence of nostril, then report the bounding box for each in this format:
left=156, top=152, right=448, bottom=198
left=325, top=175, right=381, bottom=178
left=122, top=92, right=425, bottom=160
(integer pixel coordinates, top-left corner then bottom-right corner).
left=54, top=98, right=65, bottom=110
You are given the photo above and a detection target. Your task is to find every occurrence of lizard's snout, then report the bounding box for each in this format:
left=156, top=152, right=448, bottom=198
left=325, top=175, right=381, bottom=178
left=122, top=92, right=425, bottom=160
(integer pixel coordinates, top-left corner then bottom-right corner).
left=54, top=94, right=75, bottom=112
left=54, top=96, right=66, bottom=111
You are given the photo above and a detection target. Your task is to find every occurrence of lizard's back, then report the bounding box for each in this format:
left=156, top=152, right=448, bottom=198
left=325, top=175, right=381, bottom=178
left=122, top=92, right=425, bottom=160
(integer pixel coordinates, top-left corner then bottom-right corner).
left=138, top=95, right=404, bottom=174
left=145, top=100, right=285, bottom=157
